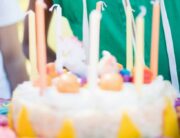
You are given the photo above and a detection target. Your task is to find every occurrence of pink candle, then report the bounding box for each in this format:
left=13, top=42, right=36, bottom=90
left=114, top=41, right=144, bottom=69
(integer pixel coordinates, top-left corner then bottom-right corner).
left=35, top=0, right=47, bottom=93
left=150, top=1, right=160, bottom=79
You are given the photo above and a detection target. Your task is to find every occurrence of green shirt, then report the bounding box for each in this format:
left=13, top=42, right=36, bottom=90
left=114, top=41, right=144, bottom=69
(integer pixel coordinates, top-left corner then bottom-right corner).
left=53, top=0, right=180, bottom=85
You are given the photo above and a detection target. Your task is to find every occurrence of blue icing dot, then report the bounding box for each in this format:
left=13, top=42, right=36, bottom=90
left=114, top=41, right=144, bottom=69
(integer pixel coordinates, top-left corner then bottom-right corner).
left=0, top=107, right=8, bottom=115
left=119, top=69, right=131, bottom=76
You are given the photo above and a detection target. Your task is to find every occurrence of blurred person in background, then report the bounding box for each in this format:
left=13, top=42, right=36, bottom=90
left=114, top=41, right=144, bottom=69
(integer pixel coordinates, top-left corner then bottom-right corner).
left=0, top=0, right=28, bottom=99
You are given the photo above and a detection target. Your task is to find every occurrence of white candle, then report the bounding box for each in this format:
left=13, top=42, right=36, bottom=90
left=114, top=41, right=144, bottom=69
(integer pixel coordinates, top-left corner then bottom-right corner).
left=134, top=7, right=146, bottom=91
left=28, top=11, right=38, bottom=81
left=49, top=4, right=63, bottom=72
left=88, top=7, right=102, bottom=89
left=82, top=0, right=90, bottom=63
left=126, top=6, right=133, bottom=71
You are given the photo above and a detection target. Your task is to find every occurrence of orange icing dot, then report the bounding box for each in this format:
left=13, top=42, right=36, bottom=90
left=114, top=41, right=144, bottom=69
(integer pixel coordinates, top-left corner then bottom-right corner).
left=99, top=73, right=123, bottom=91
left=56, top=73, right=80, bottom=93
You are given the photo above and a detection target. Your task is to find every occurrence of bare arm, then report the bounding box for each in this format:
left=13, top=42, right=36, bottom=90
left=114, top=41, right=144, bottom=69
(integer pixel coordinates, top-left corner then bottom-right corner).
left=0, top=24, right=28, bottom=91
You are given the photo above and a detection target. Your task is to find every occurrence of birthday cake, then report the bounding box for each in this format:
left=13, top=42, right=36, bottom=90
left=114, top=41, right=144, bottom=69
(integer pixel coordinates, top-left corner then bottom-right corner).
left=7, top=1, right=180, bottom=138
left=9, top=56, right=179, bottom=138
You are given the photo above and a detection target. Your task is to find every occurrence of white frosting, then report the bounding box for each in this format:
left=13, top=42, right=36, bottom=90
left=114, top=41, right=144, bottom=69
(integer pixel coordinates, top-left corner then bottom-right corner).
left=12, top=76, right=177, bottom=137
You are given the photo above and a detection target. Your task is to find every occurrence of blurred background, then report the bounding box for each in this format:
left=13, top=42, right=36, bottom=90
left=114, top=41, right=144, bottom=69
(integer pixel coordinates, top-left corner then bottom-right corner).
left=18, top=0, right=73, bottom=74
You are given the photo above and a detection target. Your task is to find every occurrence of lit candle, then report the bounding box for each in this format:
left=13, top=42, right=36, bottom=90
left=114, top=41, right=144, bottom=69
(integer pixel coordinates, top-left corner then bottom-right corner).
left=150, top=1, right=160, bottom=79
left=88, top=2, right=103, bottom=89
left=126, top=6, right=133, bottom=71
left=135, top=7, right=146, bottom=91
left=28, top=11, right=38, bottom=81
left=35, top=0, right=47, bottom=93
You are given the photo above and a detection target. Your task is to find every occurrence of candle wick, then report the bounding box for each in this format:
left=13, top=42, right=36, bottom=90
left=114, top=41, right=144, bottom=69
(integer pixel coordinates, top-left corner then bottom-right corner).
left=49, top=4, right=61, bottom=12
left=151, top=0, right=160, bottom=5
left=96, top=1, right=107, bottom=11
left=138, top=6, right=146, bottom=17
left=25, top=10, right=34, bottom=17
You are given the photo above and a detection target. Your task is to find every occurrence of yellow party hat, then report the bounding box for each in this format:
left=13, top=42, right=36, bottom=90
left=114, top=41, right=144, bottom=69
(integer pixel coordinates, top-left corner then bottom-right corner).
left=16, top=106, right=36, bottom=137
left=163, top=99, right=180, bottom=138
left=117, top=113, right=141, bottom=138
left=56, top=119, right=76, bottom=138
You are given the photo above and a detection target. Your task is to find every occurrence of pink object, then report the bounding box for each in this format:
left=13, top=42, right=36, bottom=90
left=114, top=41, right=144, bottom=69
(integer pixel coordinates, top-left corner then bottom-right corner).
left=35, top=0, right=47, bottom=94
left=150, top=2, right=160, bottom=79
left=0, top=127, right=16, bottom=138
left=0, top=116, right=8, bottom=126
left=98, top=51, right=119, bottom=76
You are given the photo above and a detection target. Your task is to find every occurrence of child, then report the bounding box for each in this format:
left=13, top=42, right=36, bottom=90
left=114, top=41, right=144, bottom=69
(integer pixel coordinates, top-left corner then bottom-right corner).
left=53, top=0, right=180, bottom=88
left=0, top=0, right=28, bottom=99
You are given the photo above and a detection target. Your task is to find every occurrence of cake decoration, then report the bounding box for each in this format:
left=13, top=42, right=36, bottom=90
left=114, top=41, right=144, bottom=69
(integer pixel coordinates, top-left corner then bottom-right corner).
left=16, top=106, right=36, bottom=137
left=46, top=62, right=59, bottom=78
left=117, top=113, right=141, bottom=138
left=99, top=73, right=123, bottom=91
left=56, top=119, right=76, bottom=138
left=119, top=69, right=132, bottom=82
left=163, top=99, right=180, bottom=138
left=56, top=36, right=87, bottom=77
left=98, top=51, right=119, bottom=76
left=56, top=73, right=80, bottom=93
left=143, top=67, right=153, bottom=84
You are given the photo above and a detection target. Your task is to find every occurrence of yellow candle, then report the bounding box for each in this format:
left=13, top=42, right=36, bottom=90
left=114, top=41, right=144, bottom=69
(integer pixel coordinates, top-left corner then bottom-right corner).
left=35, top=0, right=47, bottom=93
left=49, top=4, right=63, bottom=72
left=150, top=1, right=160, bottom=79
left=28, top=11, right=38, bottom=81
left=88, top=3, right=102, bottom=89
left=126, top=6, right=133, bottom=71
left=135, top=7, right=146, bottom=91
